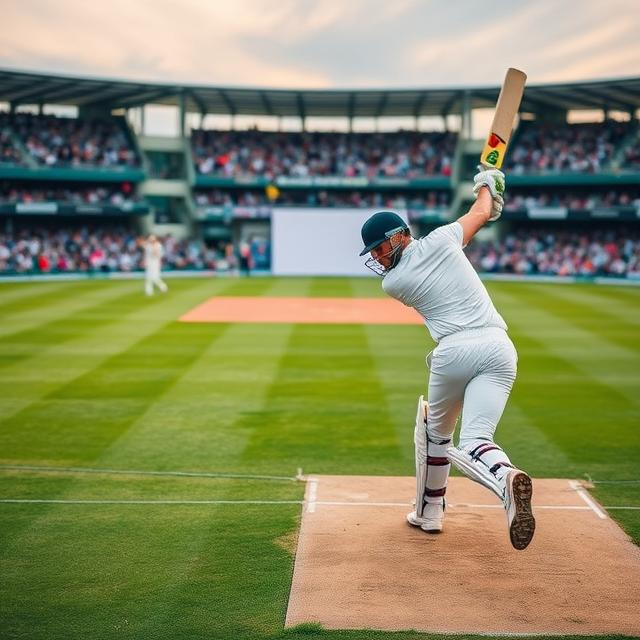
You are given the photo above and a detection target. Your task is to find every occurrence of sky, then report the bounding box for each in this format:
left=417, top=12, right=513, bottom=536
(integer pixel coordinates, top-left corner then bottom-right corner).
left=1, top=0, right=639, bottom=89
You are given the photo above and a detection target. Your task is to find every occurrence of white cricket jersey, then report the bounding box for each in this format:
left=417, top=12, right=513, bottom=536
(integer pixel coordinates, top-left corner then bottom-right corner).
left=382, top=222, right=507, bottom=342
left=145, top=241, right=163, bottom=266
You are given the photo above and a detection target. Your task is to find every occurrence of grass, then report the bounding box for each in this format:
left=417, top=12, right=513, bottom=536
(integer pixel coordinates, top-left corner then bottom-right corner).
left=0, top=276, right=639, bottom=639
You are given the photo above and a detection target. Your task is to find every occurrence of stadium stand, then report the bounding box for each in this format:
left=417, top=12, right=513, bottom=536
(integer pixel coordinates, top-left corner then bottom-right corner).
left=193, top=188, right=450, bottom=209
left=0, top=112, right=139, bottom=168
left=505, top=190, right=640, bottom=210
left=0, top=226, right=235, bottom=274
left=1, top=69, right=639, bottom=279
left=191, top=129, right=456, bottom=178
left=0, top=129, right=23, bottom=165
left=0, top=183, right=141, bottom=206
left=505, top=120, right=637, bottom=173
left=465, top=226, right=640, bottom=277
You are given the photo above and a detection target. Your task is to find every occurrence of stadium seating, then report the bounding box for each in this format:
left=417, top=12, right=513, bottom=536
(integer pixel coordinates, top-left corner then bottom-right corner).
left=191, top=129, right=456, bottom=177
left=0, top=227, right=231, bottom=274
left=465, top=227, right=640, bottom=277
left=505, top=190, right=640, bottom=210
left=506, top=120, right=636, bottom=173
left=193, top=188, right=450, bottom=209
left=0, top=112, right=139, bottom=168
left=0, top=184, right=141, bottom=206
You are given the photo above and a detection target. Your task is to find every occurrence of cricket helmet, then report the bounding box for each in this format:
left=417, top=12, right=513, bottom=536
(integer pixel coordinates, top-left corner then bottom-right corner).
left=359, top=211, right=409, bottom=256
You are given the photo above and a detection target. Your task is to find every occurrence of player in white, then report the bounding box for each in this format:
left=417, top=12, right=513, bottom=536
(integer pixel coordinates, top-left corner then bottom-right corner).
left=358, top=168, right=535, bottom=550
left=144, top=234, right=168, bottom=296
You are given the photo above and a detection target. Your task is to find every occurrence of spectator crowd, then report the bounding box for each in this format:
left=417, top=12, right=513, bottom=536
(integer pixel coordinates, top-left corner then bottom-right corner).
left=465, top=227, right=640, bottom=277
left=505, top=190, right=640, bottom=210
left=0, top=112, right=139, bottom=168
left=191, top=129, right=456, bottom=179
left=194, top=188, right=450, bottom=210
left=2, top=224, right=638, bottom=279
left=505, top=120, right=634, bottom=174
left=0, top=226, right=269, bottom=274
left=0, top=183, right=140, bottom=207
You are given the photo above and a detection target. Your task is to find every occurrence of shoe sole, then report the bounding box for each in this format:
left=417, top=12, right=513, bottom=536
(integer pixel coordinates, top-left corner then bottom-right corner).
left=407, top=516, right=443, bottom=534
left=421, top=526, right=443, bottom=534
left=508, top=472, right=535, bottom=550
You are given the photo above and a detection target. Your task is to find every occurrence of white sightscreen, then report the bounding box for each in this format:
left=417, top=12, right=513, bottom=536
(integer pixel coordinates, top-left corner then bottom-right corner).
left=271, top=208, right=409, bottom=276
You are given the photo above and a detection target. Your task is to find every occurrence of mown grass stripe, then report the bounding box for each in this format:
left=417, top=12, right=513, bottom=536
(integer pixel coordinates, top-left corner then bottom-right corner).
left=0, top=284, right=171, bottom=369
left=0, top=280, right=75, bottom=306
left=0, top=279, right=235, bottom=424
left=488, top=284, right=640, bottom=479
left=0, top=280, right=142, bottom=339
left=240, top=279, right=404, bottom=476
left=92, top=323, right=296, bottom=474
left=0, top=321, right=228, bottom=462
left=0, top=280, right=99, bottom=316
left=520, top=283, right=640, bottom=352
left=0, top=464, right=298, bottom=482
left=540, top=284, right=640, bottom=327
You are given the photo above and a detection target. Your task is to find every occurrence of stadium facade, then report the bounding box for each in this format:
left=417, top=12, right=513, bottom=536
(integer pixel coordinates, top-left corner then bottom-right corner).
left=0, top=69, right=639, bottom=278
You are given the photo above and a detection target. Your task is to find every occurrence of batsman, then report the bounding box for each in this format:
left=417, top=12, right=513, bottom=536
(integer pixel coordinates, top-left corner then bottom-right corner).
left=358, top=170, right=535, bottom=550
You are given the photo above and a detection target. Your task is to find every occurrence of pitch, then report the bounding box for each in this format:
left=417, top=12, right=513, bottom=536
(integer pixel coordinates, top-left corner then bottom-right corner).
left=1, top=277, right=639, bottom=639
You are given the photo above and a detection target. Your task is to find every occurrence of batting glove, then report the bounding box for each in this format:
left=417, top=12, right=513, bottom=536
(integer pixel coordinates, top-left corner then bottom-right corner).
left=488, top=194, right=503, bottom=221
left=473, top=166, right=505, bottom=221
left=473, top=166, right=506, bottom=199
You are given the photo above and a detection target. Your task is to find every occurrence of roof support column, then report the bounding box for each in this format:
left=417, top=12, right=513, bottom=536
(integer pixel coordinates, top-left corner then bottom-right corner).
left=179, top=91, right=186, bottom=137
left=461, top=91, right=471, bottom=140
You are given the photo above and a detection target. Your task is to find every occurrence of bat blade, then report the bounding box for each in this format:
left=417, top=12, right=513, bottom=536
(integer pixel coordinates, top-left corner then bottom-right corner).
left=480, top=68, right=527, bottom=169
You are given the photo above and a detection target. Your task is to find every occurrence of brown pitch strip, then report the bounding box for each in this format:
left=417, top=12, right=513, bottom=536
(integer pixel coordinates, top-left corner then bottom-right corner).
left=286, top=475, right=640, bottom=635
left=180, top=296, right=424, bottom=325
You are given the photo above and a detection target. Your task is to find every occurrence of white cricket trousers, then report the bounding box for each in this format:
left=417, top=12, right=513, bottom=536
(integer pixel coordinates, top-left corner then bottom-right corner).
left=426, top=326, right=517, bottom=447
left=145, top=265, right=168, bottom=296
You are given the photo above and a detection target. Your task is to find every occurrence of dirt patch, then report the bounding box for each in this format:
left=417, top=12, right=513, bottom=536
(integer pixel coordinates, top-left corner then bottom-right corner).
left=274, top=529, right=300, bottom=557
left=286, top=475, right=640, bottom=636
left=179, top=296, right=423, bottom=325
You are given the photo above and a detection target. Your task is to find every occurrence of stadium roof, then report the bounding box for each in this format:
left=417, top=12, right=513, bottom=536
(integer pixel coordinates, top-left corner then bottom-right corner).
left=1, top=68, right=640, bottom=118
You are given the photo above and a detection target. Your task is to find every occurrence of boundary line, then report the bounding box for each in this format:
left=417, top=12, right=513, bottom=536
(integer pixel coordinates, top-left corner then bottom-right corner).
left=569, top=480, right=608, bottom=519
left=0, top=498, right=636, bottom=510
left=0, top=464, right=298, bottom=483
left=0, top=499, right=303, bottom=505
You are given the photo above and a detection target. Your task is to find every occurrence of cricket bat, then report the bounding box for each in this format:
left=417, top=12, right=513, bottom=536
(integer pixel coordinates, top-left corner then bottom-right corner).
left=480, top=68, right=527, bottom=169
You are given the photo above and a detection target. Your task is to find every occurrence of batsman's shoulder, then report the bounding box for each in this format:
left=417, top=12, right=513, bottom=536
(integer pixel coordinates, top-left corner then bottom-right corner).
left=426, top=221, right=463, bottom=247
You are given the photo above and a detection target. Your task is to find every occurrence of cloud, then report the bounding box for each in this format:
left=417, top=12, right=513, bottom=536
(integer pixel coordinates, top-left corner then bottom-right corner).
left=0, top=0, right=638, bottom=88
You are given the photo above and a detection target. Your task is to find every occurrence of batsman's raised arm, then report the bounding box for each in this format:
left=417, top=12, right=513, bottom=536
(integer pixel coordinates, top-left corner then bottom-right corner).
left=457, top=167, right=505, bottom=246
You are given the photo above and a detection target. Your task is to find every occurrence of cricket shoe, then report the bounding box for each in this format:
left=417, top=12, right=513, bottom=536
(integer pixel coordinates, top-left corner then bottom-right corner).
left=407, top=501, right=444, bottom=533
left=503, top=469, right=535, bottom=550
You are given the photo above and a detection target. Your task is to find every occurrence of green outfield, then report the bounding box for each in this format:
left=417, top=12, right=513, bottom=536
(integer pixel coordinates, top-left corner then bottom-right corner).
left=0, top=277, right=639, bottom=640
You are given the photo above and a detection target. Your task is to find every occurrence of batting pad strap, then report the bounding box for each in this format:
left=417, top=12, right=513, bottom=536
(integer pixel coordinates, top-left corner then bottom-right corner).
left=470, top=443, right=501, bottom=461
left=425, top=487, right=446, bottom=498
left=490, top=462, right=515, bottom=474
left=446, top=446, right=503, bottom=500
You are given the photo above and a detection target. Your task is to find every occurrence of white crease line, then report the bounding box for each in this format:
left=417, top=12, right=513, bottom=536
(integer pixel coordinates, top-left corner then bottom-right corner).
left=0, top=464, right=297, bottom=482
left=306, top=477, right=318, bottom=513
left=568, top=480, right=608, bottom=519
left=316, top=501, right=594, bottom=511
left=0, top=499, right=303, bottom=505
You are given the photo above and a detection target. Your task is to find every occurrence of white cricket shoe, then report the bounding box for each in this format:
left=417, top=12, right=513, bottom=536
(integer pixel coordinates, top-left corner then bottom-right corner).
left=503, top=469, right=535, bottom=550
left=407, top=501, right=444, bottom=533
